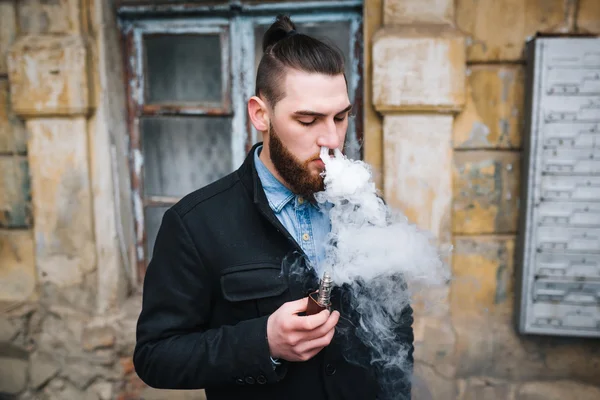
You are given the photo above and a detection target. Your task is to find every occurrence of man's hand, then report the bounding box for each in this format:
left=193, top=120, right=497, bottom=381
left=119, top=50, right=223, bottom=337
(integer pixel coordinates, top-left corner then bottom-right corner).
left=267, top=297, right=340, bottom=362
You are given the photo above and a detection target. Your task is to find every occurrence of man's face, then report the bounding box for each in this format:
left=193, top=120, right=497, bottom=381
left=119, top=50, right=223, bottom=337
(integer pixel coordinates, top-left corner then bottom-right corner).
left=266, top=70, right=351, bottom=198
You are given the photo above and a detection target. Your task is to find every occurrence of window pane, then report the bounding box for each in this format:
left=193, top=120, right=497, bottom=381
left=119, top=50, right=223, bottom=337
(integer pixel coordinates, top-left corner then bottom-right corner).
left=254, top=21, right=352, bottom=79
left=145, top=206, right=169, bottom=260
left=142, top=117, right=232, bottom=197
left=145, top=34, right=223, bottom=104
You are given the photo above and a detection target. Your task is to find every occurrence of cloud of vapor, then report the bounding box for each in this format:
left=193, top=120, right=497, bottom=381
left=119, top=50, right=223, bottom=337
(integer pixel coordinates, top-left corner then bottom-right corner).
left=315, top=147, right=450, bottom=400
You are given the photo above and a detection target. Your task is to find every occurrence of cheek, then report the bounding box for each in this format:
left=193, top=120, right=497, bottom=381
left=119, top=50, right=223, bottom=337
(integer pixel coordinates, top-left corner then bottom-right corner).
left=287, top=125, right=318, bottom=148
left=337, top=121, right=349, bottom=141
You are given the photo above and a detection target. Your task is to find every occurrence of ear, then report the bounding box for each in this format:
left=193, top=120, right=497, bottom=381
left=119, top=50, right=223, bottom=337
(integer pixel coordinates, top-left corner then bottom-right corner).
left=248, top=96, right=270, bottom=132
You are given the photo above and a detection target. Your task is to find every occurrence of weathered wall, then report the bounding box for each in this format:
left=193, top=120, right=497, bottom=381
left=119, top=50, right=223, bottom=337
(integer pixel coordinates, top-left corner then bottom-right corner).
left=373, top=0, right=600, bottom=398
left=0, top=0, right=139, bottom=398
left=2, top=0, right=599, bottom=399
left=0, top=1, right=36, bottom=395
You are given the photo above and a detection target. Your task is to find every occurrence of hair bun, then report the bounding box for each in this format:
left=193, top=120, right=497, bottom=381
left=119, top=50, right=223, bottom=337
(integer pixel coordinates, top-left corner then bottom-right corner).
left=262, top=14, right=297, bottom=52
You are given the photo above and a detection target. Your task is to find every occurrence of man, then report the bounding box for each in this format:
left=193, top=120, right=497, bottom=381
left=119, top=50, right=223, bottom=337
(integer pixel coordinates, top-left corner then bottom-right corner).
left=134, top=14, right=414, bottom=400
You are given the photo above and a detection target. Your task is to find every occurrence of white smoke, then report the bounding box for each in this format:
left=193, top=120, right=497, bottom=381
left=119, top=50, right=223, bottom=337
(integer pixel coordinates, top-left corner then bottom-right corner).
left=316, top=147, right=450, bottom=399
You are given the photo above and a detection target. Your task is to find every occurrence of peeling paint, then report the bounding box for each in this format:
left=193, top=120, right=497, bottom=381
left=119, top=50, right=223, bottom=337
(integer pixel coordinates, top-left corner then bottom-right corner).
left=453, top=152, right=520, bottom=234
left=384, top=114, right=453, bottom=244
left=373, top=26, right=466, bottom=111
left=26, top=118, right=96, bottom=287
left=463, top=121, right=492, bottom=148
left=8, top=35, right=89, bottom=116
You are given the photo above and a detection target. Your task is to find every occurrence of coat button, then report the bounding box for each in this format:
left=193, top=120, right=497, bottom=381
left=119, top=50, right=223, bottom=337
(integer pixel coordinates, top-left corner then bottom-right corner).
left=235, top=378, right=244, bottom=385
left=325, top=364, right=336, bottom=376
left=245, top=376, right=255, bottom=385
left=257, top=375, right=267, bottom=384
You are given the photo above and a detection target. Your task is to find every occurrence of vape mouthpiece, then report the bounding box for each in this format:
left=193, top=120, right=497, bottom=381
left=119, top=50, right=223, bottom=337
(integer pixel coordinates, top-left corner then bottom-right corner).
left=317, top=271, right=333, bottom=308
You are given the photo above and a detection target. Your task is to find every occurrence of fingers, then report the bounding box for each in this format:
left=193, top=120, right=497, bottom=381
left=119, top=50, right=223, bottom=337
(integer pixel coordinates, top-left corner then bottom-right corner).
left=295, top=325, right=336, bottom=356
left=297, top=308, right=332, bottom=331
left=304, top=310, right=340, bottom=340
left=284, top=297, right=309, bottom=314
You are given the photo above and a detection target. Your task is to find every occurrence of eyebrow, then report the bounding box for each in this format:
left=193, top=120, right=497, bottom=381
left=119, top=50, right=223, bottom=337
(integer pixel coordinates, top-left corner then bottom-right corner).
left=293, top=104, right=353, bottom=118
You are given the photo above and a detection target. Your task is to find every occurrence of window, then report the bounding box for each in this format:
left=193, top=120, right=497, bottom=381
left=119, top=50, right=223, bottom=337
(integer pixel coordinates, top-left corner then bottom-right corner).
left=119, top=1, right=363, bottom=277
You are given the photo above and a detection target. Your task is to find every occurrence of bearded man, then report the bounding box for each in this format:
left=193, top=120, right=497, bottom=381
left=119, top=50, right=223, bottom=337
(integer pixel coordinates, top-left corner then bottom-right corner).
left=133, top=14, right=414, bottom=400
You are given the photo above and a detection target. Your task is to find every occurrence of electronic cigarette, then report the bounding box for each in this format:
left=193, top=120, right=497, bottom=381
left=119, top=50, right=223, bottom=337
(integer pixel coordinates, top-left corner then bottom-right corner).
left=306, top=271, right=333, bottom=315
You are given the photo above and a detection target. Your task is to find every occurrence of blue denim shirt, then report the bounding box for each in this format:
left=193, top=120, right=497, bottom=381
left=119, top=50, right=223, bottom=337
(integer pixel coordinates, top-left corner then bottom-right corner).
left=254, top=146, right=330, bottom=275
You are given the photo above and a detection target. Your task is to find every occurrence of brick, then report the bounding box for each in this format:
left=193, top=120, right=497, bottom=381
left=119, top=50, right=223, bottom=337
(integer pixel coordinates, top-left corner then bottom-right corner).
left=384, top=114, right=453, bottom=243
left=0, top=352, right=28, bottom=395
left=577, top=0, right=600, bottom=33
left=29, top=351, right=60, bottom=389
left=0, top=230, right=36, bottom=305
left=453, top=151, right=520, bottom=234
left=82, top=326, right=115, bottom=351
left=27, top=118, right=95, bottom=286
left=89, top=381, right=113, bottom=400
left=0, top=1, right=18, bottom=75
left=17, top=0, right=83, bottom=35
left=119, top=357, right=134, bottom=375
left=7, top=35, right=90, bottom=117
left=373, top=26, right=466, bottom=112
left=456, top=0, right=567, bottom=61
left=0, top=156, right=31, bottom=228
left=0, top=317, right=18, bottom=342
left=0, top=79, right=27, bottom=154
left=383, top=0, right=454, bottom=25
left=451, top=236, right=515, bottom=317
left=518, top=381, right=600, bottom=400
left=454, top=65, right=525, bottom=149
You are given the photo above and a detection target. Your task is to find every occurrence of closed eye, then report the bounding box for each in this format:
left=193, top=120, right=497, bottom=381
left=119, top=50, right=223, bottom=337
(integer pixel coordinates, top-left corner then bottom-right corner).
left=298, top=119, right=316, bottom=126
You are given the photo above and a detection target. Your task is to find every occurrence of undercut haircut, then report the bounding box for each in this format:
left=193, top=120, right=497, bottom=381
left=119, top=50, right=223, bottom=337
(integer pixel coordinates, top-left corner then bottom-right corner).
left=255, top=14, right=346, bottom=108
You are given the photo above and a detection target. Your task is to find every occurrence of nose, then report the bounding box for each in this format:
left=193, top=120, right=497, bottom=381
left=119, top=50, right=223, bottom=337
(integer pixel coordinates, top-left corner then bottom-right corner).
left=316, top=120, right=341, bottom=150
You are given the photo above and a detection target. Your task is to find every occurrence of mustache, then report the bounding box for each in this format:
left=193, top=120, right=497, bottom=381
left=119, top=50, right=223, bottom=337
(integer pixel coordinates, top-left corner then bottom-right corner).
left=304, top=152, right=323, bottom=164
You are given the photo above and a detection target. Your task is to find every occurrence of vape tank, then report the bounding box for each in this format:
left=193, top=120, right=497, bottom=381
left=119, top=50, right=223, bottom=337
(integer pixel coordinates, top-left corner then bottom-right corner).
left=306, top=271, right=333, bottom=315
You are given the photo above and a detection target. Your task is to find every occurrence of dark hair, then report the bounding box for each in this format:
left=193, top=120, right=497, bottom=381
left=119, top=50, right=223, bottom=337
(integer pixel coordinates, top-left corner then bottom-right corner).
left=255, top=14, right=346, bottom=108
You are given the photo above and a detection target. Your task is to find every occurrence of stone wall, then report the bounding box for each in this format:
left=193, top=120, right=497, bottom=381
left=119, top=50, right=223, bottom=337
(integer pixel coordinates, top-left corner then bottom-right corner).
left=0, top=0, right=138, bottom=398
left=372, top=0, right=600, bottom=399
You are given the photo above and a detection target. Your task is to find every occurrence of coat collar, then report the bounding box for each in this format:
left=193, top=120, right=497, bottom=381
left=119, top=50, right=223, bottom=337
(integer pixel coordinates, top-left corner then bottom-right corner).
left=237, top=142, right=267, bottom=208
left=237, top=143, right=303, bottom=253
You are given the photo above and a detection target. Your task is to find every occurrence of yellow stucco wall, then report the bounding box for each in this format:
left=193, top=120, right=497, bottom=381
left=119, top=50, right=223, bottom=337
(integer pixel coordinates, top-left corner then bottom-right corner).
left=369, top=0, right=600, bottom=398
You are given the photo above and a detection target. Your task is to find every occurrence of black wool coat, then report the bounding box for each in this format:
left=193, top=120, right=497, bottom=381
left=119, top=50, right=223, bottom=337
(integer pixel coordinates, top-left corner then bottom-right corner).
left=133, top=143, right=414, bottom=400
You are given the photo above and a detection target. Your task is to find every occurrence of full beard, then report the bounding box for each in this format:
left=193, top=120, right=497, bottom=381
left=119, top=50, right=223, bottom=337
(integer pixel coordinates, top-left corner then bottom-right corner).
left=268, top=122, right=325, bottom=199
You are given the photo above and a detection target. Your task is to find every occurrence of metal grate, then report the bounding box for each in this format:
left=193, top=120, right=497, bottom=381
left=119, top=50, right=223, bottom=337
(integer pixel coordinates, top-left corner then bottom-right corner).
left=517, top=36, right=600, bottom=338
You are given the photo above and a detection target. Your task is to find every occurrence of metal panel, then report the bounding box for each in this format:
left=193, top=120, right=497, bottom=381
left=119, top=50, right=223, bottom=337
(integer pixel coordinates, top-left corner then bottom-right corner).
left=517, top=36, right=600, bottom=338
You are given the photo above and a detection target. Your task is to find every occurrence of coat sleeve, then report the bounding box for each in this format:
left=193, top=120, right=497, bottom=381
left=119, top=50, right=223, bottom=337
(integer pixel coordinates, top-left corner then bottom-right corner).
left=133, top=208, right=286, bottom=389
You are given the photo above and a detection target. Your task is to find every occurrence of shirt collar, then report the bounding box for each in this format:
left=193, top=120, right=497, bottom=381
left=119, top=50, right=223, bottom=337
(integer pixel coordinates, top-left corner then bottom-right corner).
left=254, top=146, right=295, bottom=213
